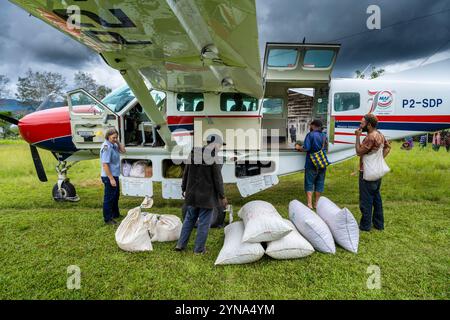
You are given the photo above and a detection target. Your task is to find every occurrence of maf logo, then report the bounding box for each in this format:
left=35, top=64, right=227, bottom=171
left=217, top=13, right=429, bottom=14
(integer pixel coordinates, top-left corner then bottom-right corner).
left=368, top=90, right=394, bottom=113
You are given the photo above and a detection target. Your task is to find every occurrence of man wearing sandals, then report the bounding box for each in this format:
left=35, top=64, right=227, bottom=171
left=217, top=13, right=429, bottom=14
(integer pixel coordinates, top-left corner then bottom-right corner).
left=296, top=119, right=328, bottom=209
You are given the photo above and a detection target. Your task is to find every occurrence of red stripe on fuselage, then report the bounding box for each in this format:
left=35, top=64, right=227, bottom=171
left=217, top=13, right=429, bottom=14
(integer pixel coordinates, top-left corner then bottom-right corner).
left=167, top=115, right=262, bottom=125
left=334, top=140, right=355, bottom=145
left=334, top=115, right=450, bottom=123
left=335, top=132, right=367, bottom=136
left=19, top=107, right=71, bottom=144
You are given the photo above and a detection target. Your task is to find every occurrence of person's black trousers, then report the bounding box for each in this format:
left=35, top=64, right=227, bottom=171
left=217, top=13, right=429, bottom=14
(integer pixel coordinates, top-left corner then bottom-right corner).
left=102, top=176, right=120, bottom=222
left=359, top=172, right=384, bottom=231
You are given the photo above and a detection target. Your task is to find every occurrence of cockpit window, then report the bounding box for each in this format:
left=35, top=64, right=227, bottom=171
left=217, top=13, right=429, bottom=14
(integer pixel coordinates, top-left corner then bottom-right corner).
left=102, top=86, right=135, bottom=113
left=102, top=86, right=166, bottom=113
left=220, top=93, right=258, bottom=112
left=177, top=93, right=204, bottom=112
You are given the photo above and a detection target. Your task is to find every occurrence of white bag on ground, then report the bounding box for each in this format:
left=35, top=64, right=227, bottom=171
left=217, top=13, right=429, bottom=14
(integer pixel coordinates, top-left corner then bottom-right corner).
left=115, top=207, right=153, bottom=252
left=215, top=221, right=265, bottom=265
left=129, top=160, right=147, bottom=178
left=147, top=214, right=182, bottom=242
left=363, top=147, right=390, bottom=181
left=289, top=200, right=336, bottom=254
left=238, top=200, right=293, bottom=243
left=316, top=197, right=359, bottom=253
left=265, top=219, right=315, bottom=259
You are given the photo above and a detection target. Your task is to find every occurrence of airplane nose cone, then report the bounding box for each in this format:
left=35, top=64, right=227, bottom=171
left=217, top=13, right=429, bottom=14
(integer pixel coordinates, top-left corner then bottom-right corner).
left=18, top=115, right=34, bottom=144
left=18, top=107, right=72, bottom=145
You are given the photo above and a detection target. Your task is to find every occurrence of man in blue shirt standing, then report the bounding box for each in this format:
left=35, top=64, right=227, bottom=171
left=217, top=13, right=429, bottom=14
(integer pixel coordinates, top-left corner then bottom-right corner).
left=101, top=128, right=126, bottom=225
left=295, top=120, right=328, bottom=209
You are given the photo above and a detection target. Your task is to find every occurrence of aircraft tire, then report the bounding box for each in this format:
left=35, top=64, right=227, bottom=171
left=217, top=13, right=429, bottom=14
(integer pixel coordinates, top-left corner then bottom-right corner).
left=52, top=181, right=77, bottom=202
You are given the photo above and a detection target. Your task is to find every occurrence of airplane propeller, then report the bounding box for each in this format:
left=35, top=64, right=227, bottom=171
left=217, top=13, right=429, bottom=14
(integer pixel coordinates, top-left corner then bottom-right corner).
left=0, top=113, right=18, bottom=125
left=0, top=113, right=48, bottom=182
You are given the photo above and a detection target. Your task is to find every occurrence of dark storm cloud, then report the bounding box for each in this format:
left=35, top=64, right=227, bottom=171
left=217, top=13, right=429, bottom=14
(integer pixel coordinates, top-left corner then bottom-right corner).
left=0, top=0, right=449, bottom=88
left=0, top=1, right=96, bottom=82
left=256, top=0, right=450, bottom=77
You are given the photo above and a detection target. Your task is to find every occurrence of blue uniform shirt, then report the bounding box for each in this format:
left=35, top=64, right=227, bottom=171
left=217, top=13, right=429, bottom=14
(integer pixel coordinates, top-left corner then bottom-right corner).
left=303, top=130, right=327, bottom=170
left=100, top=140, right=121, bottom=177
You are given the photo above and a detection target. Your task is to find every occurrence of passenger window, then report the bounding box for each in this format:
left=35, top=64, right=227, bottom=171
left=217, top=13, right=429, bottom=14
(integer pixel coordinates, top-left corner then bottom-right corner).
left=151, top=90, right=166, bottom=112
left=220, top=93, right=258, bottom=112
left=334, top=93, right=360, bottom=112
left=262, top=98, right=283, bottom=114
left=177, top=93, right=204, bottom=112
left=267, top=49, right=298, bottom=68
left=303, top=50, right=335, bottom=68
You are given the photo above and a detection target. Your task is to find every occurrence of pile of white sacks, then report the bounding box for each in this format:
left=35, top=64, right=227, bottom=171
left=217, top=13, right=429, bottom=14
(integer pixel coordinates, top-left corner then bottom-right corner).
left=115, top=207, right=182, bottom=252
left=215, top=198, right=359, bottom=265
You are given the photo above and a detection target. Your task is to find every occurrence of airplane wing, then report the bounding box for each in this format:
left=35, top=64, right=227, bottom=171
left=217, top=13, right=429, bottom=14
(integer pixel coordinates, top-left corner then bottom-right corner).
left=10, top=0, right=263, bottom=98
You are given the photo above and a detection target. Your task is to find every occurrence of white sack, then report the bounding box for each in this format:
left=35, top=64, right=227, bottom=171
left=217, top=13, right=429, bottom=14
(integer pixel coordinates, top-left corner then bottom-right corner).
left=238, top=200, right=293, bottom=243
left=129, top=160, right=147, bottom=178
left=363, top=147, right=390, bottom=181
left=122, top=161, right=132, bottom=177
left=265, top=219, right=315, bottom=259
left=147, top=213, right=182, bottom=242
left=288, top=200, right=336, bottom=254
left=316, top=197, right=359, bottom=253
left=215, top=221, right=265, bottom=265
left=115, top=207, right=153, bottom=252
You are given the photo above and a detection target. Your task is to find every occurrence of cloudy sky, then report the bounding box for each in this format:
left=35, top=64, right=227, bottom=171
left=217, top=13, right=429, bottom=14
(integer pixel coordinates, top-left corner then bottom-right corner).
left=1, top=0, right=449, bottom=97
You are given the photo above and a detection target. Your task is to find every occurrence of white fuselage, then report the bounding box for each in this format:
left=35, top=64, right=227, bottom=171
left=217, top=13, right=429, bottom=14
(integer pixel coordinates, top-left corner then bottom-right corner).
left=66, top=78, right=450, bottom=198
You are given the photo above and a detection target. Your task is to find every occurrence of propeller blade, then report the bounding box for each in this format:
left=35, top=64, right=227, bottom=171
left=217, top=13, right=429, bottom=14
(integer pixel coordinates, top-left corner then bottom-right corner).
left=0, top=113, right=19, bottom=125
left=29, top=145, right=48, bottom=182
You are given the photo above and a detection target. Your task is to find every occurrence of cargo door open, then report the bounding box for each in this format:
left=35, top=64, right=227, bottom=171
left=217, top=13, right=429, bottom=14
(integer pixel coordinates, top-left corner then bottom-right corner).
left=262, top=43, right=340, bottom=147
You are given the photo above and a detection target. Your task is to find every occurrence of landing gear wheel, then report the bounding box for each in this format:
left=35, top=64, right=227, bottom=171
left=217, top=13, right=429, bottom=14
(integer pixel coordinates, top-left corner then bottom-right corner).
left=52, top=181, right=79, bottom=202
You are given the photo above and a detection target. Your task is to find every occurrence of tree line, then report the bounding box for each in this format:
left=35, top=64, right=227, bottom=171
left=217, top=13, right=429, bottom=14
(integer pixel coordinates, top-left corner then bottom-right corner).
left=0, top=70, right=112, bottom=138
left=0, top=70, right=112, bottom=106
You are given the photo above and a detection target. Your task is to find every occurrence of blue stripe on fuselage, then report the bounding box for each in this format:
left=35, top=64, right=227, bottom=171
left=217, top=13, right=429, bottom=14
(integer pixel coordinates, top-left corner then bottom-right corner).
left=168, top=124, right=194, bottom=132
left=336, top=121, right=450, bottom=131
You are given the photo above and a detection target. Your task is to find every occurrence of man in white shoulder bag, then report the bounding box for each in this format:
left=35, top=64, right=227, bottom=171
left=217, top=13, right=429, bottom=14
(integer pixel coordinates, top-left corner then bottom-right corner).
left=355, top=114, right=391, bottom=232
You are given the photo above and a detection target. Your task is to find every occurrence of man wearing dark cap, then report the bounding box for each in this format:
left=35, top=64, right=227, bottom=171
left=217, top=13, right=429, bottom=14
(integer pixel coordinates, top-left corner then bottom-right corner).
left=175, top=134, right=228, bottom=254
left=295, top=119, right=328, bottom=209
left=355, top=114, right=391, bottom=231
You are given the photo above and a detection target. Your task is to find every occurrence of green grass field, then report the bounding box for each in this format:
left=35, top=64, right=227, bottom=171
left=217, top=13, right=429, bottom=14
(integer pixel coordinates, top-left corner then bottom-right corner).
left=0, top=139, right=449, bottom=299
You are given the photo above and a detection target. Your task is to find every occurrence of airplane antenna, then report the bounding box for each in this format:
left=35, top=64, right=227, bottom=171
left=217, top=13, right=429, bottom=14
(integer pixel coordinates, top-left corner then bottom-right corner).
left=357, top=64, right=371, bottom=78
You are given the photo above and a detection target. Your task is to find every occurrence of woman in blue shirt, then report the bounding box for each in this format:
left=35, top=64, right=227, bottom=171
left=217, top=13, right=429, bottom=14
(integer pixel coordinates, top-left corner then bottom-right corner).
left=101, top=128, right=126, bottom=225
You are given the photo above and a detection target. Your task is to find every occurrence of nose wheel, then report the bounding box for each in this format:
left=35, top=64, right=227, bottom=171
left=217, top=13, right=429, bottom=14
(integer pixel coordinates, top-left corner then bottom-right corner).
left=52, top=161, right=80, bottom=202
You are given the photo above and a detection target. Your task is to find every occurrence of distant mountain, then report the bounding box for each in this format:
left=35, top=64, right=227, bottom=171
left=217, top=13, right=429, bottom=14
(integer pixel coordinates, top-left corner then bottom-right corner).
left=0, top=99, right=66, bottom=114
left=0, top=99, right=35, bottom=113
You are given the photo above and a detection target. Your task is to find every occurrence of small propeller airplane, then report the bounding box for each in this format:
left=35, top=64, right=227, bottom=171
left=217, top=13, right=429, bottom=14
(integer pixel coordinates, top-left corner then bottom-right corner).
left=3, top=0, right=450, bottom=202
